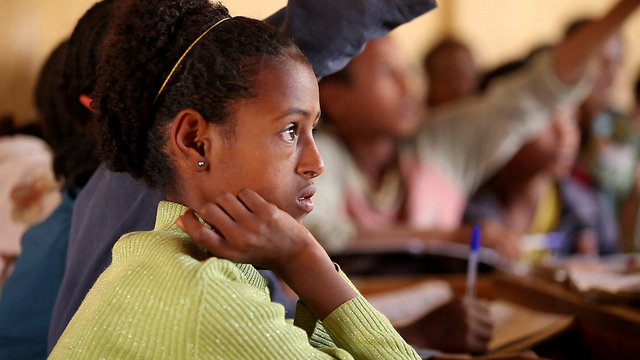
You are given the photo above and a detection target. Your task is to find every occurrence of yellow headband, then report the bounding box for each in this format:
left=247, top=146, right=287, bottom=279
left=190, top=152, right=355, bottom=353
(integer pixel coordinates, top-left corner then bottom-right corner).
left=153, top=17, right=231, bottom=104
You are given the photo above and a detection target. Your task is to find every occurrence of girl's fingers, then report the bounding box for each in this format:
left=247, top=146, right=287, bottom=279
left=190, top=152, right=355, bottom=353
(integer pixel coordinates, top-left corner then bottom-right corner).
left=236, top=188, right=275, bottom=218
left=215, top=191, right=254, bottom=224
left=466, top=298, right=494, bottom=331
left=473, top=322, right=494, bottom=343
left=177, top=208, right=227, bottom=251
left=201, top=203, right=246, bottom=241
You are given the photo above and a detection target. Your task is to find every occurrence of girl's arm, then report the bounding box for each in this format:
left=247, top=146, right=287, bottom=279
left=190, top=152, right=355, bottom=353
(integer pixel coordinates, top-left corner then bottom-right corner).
left=177, top=188, right=356, bottom=319
left=177, top=188, right=421, bottom=359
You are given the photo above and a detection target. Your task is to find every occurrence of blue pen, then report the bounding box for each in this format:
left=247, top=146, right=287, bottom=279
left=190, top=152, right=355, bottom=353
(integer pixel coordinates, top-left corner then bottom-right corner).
left=466, top=224, right=481, bottom=299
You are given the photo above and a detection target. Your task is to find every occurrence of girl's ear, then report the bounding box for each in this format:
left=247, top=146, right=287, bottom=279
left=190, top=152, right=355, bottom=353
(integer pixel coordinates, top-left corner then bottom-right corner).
left=170, top=109, right=211, bottom=172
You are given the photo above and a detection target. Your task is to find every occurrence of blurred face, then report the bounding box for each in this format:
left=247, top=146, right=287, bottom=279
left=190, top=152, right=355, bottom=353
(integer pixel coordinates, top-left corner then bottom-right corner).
left=548, top=107, right=580, bottom=178
left=200, top=57, right=323, bottom=222
left=427, top=45, right=478, bottom=106
left=510, top=106, right=580, bottom=179
left=582, top=35, right=623, bottom=118
left=322, top=37, right=421, bottom=139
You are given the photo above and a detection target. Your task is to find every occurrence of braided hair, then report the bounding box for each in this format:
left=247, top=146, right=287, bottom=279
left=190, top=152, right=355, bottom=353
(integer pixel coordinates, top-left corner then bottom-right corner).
left=91, top=0, right=304, bottom=194
left=37, top=0, right=113, bottom=191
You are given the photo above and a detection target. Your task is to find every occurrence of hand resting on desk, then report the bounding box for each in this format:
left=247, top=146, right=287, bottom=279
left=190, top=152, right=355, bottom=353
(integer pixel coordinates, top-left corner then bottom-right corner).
left=397, top=297, right=494, bottom=354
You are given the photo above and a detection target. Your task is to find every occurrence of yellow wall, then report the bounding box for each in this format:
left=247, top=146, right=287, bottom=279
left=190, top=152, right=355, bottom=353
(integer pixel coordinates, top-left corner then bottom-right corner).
left=2, top=0, right=639, bottom=125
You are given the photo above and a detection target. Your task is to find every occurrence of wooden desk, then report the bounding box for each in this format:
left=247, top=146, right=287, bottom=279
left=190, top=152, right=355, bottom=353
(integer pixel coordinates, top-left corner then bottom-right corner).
left=352, top=272, right=640, bottom=360
left=488, top=273, right=640, bottom=360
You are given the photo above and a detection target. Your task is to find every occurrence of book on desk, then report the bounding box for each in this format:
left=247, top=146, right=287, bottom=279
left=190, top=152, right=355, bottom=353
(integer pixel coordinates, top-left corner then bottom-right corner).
left=362, top=279, right=574, bottom=355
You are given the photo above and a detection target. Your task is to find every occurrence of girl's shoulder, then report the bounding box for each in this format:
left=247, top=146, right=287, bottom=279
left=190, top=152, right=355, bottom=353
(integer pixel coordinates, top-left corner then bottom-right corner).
left=111, top=229, right=268, bottom=290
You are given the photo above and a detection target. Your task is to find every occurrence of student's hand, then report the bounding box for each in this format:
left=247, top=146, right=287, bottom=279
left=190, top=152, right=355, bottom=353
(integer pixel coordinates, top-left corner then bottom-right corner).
left=398, top=297, right=493, bottom=354
left=177, top=188, right=358, bottom=319
left=433, top=350, right=545, bottom=360
left=479, top=222, right=522, bottom=261
left=176, top=188, right=317, bottom=273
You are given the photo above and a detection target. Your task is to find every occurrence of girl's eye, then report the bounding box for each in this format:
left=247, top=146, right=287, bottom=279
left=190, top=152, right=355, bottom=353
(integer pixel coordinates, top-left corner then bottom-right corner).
left=282, top=126, right=296, bottom=142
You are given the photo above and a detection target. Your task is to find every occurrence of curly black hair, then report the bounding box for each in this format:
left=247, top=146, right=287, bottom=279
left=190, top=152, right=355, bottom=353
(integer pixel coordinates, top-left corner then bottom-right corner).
left=35, top=39, right=68, bottom=159
left=91, top=0, right=304, bottom=194
left=36, top=0, right=113, bottom=192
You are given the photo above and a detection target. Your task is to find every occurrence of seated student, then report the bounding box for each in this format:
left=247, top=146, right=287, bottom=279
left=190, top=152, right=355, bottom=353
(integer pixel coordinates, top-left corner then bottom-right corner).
left=568, top=19, right=637, bottom=212
left=48, top=0, right=438, bottom=350
left=304, top=0, right=640, bottom=260
left=423, top=38, right=479, bottom=107
left=0, top=41, right=71, bottom=359
left=464, top=94, right=619, bottom=257
left=0, top=3, right=110, bottom=358
left=49, top=1, right=423, bottom=358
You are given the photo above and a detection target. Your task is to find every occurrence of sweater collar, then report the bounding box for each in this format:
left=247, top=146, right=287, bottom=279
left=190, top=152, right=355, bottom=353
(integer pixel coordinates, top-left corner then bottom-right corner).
left=154, top=200, right=188, bottom=231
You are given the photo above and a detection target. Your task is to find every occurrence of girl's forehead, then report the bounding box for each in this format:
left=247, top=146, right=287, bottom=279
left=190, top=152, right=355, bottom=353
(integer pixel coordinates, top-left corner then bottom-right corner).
left=232, top=58, right=319, bottom=122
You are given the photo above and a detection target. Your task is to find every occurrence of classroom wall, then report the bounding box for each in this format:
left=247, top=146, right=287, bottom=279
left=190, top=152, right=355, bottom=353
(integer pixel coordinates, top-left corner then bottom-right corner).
left=1, top=0, right=639, bottom=126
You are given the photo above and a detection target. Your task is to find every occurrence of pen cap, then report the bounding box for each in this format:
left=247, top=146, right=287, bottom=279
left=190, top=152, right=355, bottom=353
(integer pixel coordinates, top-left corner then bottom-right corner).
left=471, top=223, right=481, bottom=252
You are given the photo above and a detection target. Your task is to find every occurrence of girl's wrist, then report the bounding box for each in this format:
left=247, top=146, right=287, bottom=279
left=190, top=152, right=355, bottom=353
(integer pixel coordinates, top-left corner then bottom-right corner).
left=276, top=240, right=358, bottom=319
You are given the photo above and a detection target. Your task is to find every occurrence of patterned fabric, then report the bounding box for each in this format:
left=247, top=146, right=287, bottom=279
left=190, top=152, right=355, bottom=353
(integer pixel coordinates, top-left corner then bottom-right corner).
left=0, top=135, right=60, bottom=288
left=0, top=190, right=73, bottom=360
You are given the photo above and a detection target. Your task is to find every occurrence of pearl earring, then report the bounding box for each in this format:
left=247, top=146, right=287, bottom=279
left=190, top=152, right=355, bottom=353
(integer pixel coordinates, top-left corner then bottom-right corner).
left=197, top=161, right=205, bottom=167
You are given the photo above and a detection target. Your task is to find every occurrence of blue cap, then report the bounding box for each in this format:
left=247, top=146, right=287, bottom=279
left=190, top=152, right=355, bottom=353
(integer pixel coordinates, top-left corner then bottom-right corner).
left=471, top=223, right=481, bottom=252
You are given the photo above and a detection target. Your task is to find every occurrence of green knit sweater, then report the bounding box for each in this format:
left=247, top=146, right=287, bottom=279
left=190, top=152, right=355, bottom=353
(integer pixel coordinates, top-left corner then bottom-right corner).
left=49, top=201, right=420, bottom=359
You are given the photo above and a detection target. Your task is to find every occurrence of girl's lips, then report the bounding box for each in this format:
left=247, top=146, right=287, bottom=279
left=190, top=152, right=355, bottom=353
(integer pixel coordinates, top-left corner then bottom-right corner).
left=296, top=197, right=314, bottom=213
left=297, top=185, right=316, bottom=213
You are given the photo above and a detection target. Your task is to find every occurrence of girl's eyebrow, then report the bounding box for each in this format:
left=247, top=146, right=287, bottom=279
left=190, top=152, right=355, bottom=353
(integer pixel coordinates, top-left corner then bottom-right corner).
left=272, top=108, right=321, bottom=122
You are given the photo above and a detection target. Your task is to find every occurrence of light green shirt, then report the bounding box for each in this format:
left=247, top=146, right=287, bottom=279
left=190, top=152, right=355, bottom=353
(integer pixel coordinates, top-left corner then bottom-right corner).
left=49, top=201, right=420, bottom=359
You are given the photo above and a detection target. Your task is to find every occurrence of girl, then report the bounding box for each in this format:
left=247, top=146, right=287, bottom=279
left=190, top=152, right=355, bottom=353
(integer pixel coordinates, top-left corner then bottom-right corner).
left=49, top=0, right=420, bottom=359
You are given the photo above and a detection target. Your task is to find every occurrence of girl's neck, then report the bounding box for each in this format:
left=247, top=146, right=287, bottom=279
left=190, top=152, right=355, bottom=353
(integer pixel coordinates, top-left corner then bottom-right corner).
left=342, top=135, right=399, bottom=188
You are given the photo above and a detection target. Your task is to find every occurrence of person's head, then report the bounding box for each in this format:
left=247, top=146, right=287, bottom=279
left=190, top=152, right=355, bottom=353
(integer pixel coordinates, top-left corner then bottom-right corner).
left=423, top=38, right=478, bottom=107
left=36, top=0, right=113, bottom=192
left=34, top=40, right=68, bottom=150
left=566, top=19, right=623, bottom=122
left=318, top=36, right=421, bottom=141
left=92, top=0, right=322, bottom=223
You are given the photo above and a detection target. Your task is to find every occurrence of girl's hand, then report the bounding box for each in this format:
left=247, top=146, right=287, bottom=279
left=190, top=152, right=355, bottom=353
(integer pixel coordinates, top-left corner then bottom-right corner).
left=176, top=188, right=316, bottom=274
left=176, top=188, right=358, bottom=319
